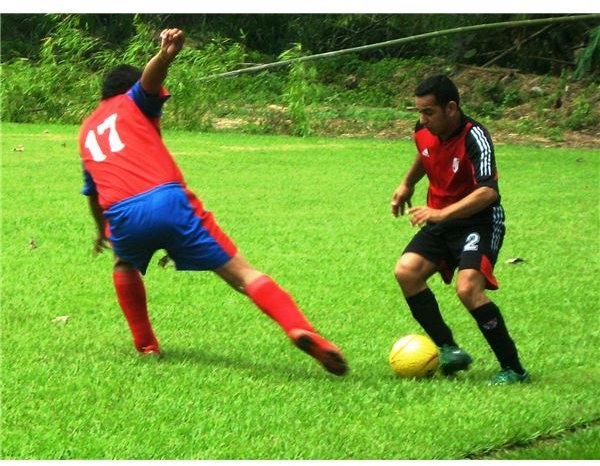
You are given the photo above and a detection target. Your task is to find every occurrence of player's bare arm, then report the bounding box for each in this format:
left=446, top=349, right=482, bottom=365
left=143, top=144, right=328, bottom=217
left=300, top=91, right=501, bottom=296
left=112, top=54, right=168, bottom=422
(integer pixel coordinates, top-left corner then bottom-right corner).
left=140, top=28, right=185, bottom=95
left=87, top=193, right=110, bottom=255
left=391, top=153, right=425, bottom=217
left=408, top=186, right=499, bottom=226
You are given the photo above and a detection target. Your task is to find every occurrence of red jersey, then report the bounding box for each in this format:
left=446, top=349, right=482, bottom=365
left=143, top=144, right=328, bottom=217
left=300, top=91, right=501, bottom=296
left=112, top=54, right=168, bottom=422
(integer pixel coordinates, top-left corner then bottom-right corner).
left=414, top=114, right=500, bottom=211
left=79, top=83, right=185, bottom=210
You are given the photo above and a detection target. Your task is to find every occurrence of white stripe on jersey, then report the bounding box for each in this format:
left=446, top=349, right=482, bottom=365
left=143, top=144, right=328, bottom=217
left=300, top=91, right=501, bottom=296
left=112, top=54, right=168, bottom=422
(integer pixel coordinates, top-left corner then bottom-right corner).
left=491, top=206, right=504, bottom=252
left=470, top=126, right=492, bottom=178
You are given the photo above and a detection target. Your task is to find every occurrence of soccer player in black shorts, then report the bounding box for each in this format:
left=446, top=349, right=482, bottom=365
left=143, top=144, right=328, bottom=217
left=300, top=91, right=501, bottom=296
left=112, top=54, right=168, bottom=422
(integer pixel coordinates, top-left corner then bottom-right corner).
left=390, top=74, right=529, bottom=385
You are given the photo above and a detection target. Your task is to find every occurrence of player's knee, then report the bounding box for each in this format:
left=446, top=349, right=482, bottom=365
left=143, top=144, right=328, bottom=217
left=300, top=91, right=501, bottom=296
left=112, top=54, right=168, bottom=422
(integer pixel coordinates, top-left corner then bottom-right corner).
left=215, top=254, right=263, bottom=294
left=394, top=260, right=420, bottom=288
left=394, top=261, right=408, bottom=283
left=456, top=270, right=489, bottom=308
left=455, top=280, right=480, bottom=308
left=114, top=257, right=136, bottom=272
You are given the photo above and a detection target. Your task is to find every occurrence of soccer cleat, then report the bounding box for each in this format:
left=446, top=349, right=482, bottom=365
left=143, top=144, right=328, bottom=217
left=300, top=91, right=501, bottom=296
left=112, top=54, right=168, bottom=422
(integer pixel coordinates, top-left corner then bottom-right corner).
left=288, top=329, right=348, bottom=376
left=488, top=368, right=530, bottom=386
left=138, top=343, right=161, bottom=358
left=439, top=345, right=473, bottom=376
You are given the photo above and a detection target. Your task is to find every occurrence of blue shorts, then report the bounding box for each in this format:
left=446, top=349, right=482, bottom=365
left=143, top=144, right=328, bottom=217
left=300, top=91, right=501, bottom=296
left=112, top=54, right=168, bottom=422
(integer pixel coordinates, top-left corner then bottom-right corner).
left=104, top=183, right=237, bottom=274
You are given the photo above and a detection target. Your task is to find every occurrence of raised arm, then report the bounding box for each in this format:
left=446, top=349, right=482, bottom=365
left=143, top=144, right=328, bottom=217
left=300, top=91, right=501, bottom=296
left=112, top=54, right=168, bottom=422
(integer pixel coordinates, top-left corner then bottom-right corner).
left=140, top=28, right=185, bottom=95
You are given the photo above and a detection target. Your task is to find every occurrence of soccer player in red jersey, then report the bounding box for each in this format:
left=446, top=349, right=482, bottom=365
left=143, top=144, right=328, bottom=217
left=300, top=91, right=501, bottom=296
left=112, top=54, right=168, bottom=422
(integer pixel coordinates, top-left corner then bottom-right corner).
left=79, top=28, right=347, bottom=376
left=390, top=74, right=528, bottom=385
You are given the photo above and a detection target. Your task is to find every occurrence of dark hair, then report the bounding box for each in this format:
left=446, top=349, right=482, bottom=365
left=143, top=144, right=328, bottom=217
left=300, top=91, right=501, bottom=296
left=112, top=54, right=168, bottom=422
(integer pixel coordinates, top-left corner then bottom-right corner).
left=101, top=64, right=142, bottom=100
left=415, top=74, right=460, bottom=108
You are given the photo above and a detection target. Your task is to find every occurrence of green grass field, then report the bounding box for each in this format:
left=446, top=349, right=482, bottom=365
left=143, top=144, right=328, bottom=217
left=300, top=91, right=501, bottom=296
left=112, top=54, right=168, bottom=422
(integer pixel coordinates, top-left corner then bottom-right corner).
left=1, top=122, right=598, bottom=459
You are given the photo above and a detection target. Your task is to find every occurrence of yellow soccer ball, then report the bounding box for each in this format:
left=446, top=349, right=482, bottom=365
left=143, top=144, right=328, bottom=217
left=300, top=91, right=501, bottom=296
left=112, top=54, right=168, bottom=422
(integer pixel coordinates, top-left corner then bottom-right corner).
left=389, top=334, right=439, bottom=378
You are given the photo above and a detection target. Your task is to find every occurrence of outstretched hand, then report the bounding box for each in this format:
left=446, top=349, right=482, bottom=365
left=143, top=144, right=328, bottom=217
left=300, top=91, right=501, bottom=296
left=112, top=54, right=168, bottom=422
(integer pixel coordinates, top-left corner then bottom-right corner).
left=93, top=234, right=111, bottom=257
left=390, top=184, right=413, bottom=217
left=158, top=28, right=185, bottom=63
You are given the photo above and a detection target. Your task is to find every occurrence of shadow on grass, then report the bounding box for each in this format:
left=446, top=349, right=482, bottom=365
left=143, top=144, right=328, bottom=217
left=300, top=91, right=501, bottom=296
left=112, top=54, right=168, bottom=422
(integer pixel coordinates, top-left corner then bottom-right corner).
left=154, top=346, right=351, bottom=383
left=118, top=336, right=511, bottom=390
left=144, top=345, right=502, bottom=388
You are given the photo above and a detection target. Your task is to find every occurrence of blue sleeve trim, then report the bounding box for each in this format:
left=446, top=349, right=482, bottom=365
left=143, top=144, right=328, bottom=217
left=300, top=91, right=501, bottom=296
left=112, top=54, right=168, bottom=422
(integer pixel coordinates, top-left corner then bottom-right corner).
left=126, top=80, right=171, bottom=117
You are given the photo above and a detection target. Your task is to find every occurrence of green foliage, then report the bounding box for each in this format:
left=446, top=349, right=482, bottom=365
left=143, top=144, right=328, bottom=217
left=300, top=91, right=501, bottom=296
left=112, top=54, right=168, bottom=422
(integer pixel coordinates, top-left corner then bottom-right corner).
left=166, top=37, right=249, bottom=131
left=0, top=15, right=57, bottom=62
left=38, top=15, right=102, bottom=66
left=0, top=15, right=250, bottom=130
left=119, top=15, right=158, bottom=65
left=502, top=88, right=524, bottom=107
left=513, top=117, right=534, bottom=135
left=1, top=59, right=45, bottom=123
left=565, top=96, right=598, bottom=130
left=463, top=78, right=506, bottom=119
left=279, top=44, right=317, bottom=137
left=3, top=14, right=599, bottom=75
left=574, top=26, right=600, bottom=80
left=1, top=15, right=103, bottom=123
left=1, top=14, right=599, bottom=140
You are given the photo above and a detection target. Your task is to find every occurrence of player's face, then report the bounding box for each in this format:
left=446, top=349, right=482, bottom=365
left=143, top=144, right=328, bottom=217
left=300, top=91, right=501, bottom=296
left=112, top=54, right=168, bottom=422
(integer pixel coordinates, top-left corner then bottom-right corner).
left=415, top=94, right=455, bottom=139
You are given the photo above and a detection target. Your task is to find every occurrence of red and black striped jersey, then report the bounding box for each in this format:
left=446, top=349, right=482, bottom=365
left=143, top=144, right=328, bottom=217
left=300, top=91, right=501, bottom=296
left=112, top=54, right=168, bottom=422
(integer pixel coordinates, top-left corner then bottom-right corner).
left=414, top=114, right=500, bottom=212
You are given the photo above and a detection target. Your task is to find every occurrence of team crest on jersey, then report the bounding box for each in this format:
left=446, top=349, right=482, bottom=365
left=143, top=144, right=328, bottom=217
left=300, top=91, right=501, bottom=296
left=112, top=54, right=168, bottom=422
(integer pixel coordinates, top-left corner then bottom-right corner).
left=452, top=157, right=460, bottom=173
left=421, top=148, right=430, bottom=157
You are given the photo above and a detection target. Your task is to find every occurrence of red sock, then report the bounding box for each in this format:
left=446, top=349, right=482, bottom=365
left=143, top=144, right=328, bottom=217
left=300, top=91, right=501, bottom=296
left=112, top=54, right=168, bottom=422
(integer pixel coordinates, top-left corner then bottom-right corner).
left=245, top=275, right=315, bottom=335
left=113, top=269, right=158, bottom=351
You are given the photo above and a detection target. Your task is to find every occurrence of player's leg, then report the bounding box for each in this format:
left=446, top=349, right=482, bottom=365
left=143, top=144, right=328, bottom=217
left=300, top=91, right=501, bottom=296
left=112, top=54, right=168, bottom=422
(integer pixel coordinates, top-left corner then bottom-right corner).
left=396, top=228, right=472, bottom=375
left=168, top=187, right=347, bottom=375
left=394, top=252, right=436, bottom=296
left=214, top=253, right=348, bottom=376
left=456, top=268, right=528, bottom=384
left=455, top=213, right=528, bottom=384
left=105, top=200, right=161, bottom=355
left=112, top=256, right=160, bottom=355
left=395, top=246, right=458, bottom=348
left=214, top=253, right=315, bottom=334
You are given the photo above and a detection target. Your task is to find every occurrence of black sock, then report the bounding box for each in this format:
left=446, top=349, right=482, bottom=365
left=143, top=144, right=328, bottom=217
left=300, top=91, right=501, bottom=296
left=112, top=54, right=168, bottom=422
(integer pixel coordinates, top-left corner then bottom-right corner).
left=405, top=288, right=456, bottom=348
left=470, top=302, right=525, bottom=374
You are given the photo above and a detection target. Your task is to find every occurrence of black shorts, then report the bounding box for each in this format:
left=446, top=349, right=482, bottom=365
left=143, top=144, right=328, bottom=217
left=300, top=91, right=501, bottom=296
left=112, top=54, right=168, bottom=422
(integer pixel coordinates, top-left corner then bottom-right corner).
left=403, top=205, right=505, bottom=290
